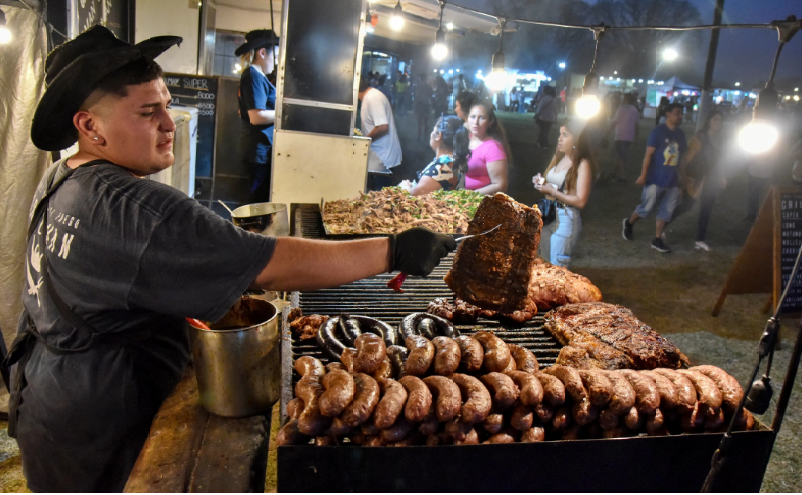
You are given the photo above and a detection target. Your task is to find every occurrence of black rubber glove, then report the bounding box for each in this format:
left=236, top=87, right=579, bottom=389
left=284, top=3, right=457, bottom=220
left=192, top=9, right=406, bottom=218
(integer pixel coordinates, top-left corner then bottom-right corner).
left=387, top=227, right=458, bottom=277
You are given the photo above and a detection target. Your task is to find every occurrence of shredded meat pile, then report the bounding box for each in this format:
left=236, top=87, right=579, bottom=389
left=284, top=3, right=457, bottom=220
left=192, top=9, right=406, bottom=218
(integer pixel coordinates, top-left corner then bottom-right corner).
left=323, top=188, right=483, bottom=234
left=290, top=315, right=329, bottom=340
left=545, top=302, right=689, bottom=370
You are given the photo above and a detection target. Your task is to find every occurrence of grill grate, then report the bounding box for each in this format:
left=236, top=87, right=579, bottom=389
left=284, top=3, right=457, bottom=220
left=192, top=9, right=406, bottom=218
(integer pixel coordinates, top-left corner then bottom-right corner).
left=289, top=205, right=564, bottom=368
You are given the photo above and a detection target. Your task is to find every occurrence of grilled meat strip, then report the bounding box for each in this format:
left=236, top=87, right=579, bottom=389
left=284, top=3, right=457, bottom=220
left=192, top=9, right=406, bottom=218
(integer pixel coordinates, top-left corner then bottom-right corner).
left=445, top=193, right=543, bottom=313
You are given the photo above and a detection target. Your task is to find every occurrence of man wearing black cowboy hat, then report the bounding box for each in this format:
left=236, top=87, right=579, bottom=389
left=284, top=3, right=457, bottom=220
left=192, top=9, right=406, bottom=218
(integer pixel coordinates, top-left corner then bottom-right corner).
left=12, top=26, right=455, bottom=492
left=236, top=29, right=278, bottom=203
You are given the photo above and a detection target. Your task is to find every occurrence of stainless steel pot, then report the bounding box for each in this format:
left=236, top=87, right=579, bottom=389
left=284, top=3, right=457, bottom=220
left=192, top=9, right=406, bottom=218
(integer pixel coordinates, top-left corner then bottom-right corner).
left=231, top=203, right=290, bottom=237
left=188, top=297, right=280, bottom=417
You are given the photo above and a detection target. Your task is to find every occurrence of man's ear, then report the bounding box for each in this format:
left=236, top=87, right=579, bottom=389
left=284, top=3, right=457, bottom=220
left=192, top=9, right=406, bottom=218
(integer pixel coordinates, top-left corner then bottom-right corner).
left=73, top=110, right=104, bottom=145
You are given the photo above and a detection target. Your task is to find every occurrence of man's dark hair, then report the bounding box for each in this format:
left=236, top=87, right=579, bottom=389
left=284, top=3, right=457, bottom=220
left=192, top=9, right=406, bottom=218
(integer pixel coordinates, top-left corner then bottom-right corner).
left=359, top=76, right=370, bottom=93
left=665, top=102, right=684, bottom=114
left=81, top=58, right=163, bottom=109
left=378, top=74, right=387, bottom=85
left=456, top=90, right=478, bottom=113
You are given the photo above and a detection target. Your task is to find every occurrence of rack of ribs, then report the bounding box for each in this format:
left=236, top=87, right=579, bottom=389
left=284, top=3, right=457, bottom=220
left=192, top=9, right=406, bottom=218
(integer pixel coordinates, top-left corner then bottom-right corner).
left=545, top=302, right=688, bottom=370
left=444, top=193, right=543, bottom=313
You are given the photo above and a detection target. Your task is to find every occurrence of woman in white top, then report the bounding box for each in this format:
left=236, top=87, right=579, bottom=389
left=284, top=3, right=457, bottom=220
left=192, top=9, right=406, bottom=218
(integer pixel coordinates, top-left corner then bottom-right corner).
left=533, top=119, right=598, bottom=267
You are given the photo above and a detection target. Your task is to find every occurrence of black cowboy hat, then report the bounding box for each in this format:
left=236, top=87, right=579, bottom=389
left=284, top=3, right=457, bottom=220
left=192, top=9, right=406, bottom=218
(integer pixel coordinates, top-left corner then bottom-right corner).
left=31, top=25, right=182, bottom=151
left=234, top=29, right=276, bottom=57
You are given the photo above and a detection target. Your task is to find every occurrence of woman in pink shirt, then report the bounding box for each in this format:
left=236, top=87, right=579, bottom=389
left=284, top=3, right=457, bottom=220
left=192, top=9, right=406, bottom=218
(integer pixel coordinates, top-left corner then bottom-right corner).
left=466, top=101, right=510, bottom=194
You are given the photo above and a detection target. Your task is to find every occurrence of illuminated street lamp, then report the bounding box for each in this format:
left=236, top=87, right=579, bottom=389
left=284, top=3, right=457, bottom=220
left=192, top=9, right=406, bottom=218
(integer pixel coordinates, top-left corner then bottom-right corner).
left=390, top=0, right=403, bottom=31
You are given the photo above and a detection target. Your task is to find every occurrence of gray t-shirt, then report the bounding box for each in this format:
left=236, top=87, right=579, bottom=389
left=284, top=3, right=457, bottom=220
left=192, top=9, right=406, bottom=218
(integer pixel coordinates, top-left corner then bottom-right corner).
left=15, top=160, right=276, bottom=491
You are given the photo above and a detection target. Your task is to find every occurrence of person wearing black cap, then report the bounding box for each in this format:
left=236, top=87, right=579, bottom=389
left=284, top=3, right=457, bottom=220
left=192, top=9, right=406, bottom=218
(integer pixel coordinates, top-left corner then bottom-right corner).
left=236, top=29, right=278, bottom=203
left=11, top=26, right=455, bottom=492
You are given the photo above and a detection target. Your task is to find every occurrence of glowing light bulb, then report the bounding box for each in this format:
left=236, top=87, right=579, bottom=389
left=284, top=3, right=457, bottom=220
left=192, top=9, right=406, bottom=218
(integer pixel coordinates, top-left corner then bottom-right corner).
left=446, top=22, right=454, bottom=30
left=431, top=43, right=447, bottom=60
left=795, top=95, right=800, bottom=102
left=390, top=15, right=403, bottom=30
left=485, top=70, right=507, bottom=92
left=366, top=25, right=374, bottom=34
left=558, top=62, right=566, bottom=69
left=0, top=26, right=10, bottom=44
left=734, top=82, right=741, bottom=87
left=739, top=120, right=779, bottom=154
left=663, top=48, right=678, bottom=61
left=576, top=94, right=600, bottom=118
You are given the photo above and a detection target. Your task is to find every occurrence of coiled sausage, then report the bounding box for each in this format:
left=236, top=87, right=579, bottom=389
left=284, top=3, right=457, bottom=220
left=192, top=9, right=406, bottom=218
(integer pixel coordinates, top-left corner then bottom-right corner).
left=319, top=369, right=355, bottom=417
left=341, top=373, right=380, bottom=427
left=504, top=370, right=544, bottom=407
left=454, top=335, right=484, bottom=372
left=578, top=370, right=613, bottom=408
left=474, top=331, right=512, bottom=372
left=536, top=372, right=566, bottom=407
left=692, top=365, right=743, bottom=413
left=508, top=344, right=539, bottom=373
left=296, top=375, right=331, bottom=436
left=404, top=335, right=435, bottom=376
left=423, top=375, right=462, bottom=422
left=432, top=336, right=461, bottom=376
left=398, top=375, right=433, bottom=423
left=543, top=365, right=588, bottom=404
left=374, top=378, right=408, bottom=429
left=354, top=333, right=387, bottom=374
left=295, top=356, right=326, bottom=378
left=653, top=368, right=696, bottom=413
left=451, top=373, right=492, bottom=424
left=603, top=371, right=636, bottom=416
left=640, top=370, right=678, bottom=410
left=480, top=372, right=520, bottom=411
left=618, top=370, right=660, bottom=415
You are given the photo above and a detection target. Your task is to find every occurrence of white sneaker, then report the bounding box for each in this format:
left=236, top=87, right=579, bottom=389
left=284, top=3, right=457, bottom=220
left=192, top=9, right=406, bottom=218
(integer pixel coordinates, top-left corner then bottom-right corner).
left=695, top=241, right=711, bottom=252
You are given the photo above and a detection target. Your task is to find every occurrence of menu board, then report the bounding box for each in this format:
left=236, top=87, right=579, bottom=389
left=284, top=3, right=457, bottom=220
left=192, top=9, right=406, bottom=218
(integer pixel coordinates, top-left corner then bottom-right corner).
left=778, top=190, right=802, bottom=313
left=163, top=73, right=219, bottom=178
left=72, top=0, right=129, bottom=41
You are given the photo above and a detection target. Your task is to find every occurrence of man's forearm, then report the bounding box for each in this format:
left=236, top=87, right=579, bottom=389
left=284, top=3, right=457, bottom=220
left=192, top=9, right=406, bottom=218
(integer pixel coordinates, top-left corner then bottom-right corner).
left=252, top=237, right=390, bottom=291
left=368, top=125, right=389, bottom=140
left=249, top=109, right=275, bottom=125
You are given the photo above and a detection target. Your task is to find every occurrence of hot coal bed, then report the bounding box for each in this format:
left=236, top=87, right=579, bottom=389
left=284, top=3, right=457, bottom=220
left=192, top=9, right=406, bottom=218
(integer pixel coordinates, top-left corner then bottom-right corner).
left=276, top=205, right=775, bottom=492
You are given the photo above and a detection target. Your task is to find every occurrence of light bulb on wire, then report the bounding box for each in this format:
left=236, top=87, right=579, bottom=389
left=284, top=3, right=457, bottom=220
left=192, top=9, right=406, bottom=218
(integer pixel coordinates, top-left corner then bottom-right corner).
left=390, top=0, right=403, bottom=31
left=485, top=19, right=507, bottom=92
left=576, top=25, right=606, bottom=118
left=431, top=1, right=447, bottom=60
left=663, top=48, right=678, bottom=61
left=0, top=10, right=11, bottom=44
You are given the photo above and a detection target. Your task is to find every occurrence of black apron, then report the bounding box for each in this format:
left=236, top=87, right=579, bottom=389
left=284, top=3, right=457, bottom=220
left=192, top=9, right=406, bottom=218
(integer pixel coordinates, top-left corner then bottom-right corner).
left=3, top=160, right=155, bottom=437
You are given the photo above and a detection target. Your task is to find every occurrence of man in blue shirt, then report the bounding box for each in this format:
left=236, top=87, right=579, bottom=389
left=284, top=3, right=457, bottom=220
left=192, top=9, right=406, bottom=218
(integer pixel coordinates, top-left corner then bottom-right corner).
left=622, top=103, right=687, bottom=252
left=236, top=30, right=278, bottom=203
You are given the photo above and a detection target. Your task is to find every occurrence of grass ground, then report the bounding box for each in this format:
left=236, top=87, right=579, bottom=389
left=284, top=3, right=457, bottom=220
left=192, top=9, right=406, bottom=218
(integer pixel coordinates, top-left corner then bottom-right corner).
left=1, top=110, right=799, bottom=492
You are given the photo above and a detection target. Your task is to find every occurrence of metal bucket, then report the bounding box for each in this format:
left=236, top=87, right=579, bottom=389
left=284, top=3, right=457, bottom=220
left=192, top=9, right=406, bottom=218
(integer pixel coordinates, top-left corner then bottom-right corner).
left=188, top=297, right=280, bottom=417
left=231, top=203, right=290, bottom=237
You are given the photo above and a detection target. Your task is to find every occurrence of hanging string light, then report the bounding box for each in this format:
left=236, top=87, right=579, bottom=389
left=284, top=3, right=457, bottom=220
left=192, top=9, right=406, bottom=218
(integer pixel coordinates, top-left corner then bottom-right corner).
left=365, top=4, right=374, bottom=34
left=576, top=25, right=605, bottom=118
left=484, top=19, right=507, bottom=92
left=431, top=1, right=448, bottom=60
left=390, top=0, right=403, bottom=31
left=0, top=9, right=12, bottom=44
left=739, top=16, right=801, bottom=154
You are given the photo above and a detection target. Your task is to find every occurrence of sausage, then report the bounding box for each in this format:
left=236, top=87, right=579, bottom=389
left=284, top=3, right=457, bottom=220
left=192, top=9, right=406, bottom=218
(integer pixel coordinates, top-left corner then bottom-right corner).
left=386, top=345, right=409, bottom=378
left=348, top=431, right=366, bottom=445
left=417, top=318, right=436, bottom=339
left=692, top=365, right=744, bottom=413
left=653, top=368, right=697, bottom=413
left=454, top=335, right=484, bottom=372
left=572, top=398, right=599, bottom=426
left=400, top=313, right=457, bottom=340
left=543, top=365, right=588, bottom=404
left=315, top=435, right=335, bottom=446
left=286, top=398, right=304, bottom=420
left=640, top=370, right=679, bottom=410
left=295, top=375, right=331, bottom=436
left=603, top=371, right=637, bottom=415
left=704, top=407, right=725, bottom=430
left=534, top=403, right=554, bottom=423
left=426, top=433, right=447, bottom=446
left=354, top=333, right=387, bottom=374
left=480, top=372, right=520, bottom=411
left=502, top=357, right=517, bottom=373
left=482, top=413, right=505, bottom=434
left=734, top=408, right=755, bottom=431
left=404, top=335, right=435, bottom=376
left=536, top=372, right=566, bottom=407
left=681, top=402, right=706, bottom=432
left=562, top=424, right=582, bottom=440
left=510, top=402, right=534, bottom=431
left=578, top=370, right=613, bottom=408
left=599, top=409, right=619, bottom=430
left=348, top=315, right=397, bottom=348
left=454, top=429, right=480, bottom=445
left=423, top=376, right=462, bottom=422
left=380, top=416, right=415, bottom=443
left=341, top=373, right=380, bottom=427
left=373, top=357, right=394, bottom=390
left=483, top=431, right=516, bottom=444
left=474, top=331, right=512, bottom=372
left=360, top=418, right=378, bottom=436
left=451, top=373, right=492, bottom=424
left=316, top=318, right=347, bottom=360
left=326, top=362, right=347, bottom=373
left=508, top=344, right=539, bottom=373
left=329, top=417, right=352, bottom=436
left=399, top=376, right=433, bottom=423
left=418, top=408, right=440, bottom=436
left=445, top=419, right=473, bottom=442
left=623, top=406, right=643, bottom=430
left=602, top=427, right=628, bottom=439
left=521, top=426, right=545, bottom=443
left=388, top=432, right=423, bottom=447
left=276, top=419, right=309, bottom=446
left=294, top=356, right=326, bottom=378
left=374, top=379, right=408, bottom=429
left=552, top=406, right=571, bottom=430
left=340, top=347, right=356, bottom=373
left=677, top=369, right=723, bottom=414
left=363, top=436, right=385, bottom=447
left=646, top=408, right=667, bottom=436
left=338, top=316, right=362, bottom=346
left=618, top=370, right=660, bottom=414
left=505, top=370, right=544, bottom=407
left=319, top=369, right=355, bottom=417
left=432, top=336, right=461, bottom=376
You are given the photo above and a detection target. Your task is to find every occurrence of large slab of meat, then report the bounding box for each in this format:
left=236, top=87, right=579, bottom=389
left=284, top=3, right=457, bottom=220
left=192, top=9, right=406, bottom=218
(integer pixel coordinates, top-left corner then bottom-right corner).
left=444, top=193, right=542, bottom=313
left=545, top=302, right=689, bottom=370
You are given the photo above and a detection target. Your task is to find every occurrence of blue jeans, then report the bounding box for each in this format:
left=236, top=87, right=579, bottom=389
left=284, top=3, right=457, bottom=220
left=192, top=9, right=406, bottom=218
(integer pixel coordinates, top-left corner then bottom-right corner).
left=634, top=184, right=681, bottom=222
left=539, top=207, right=582, bottom=267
